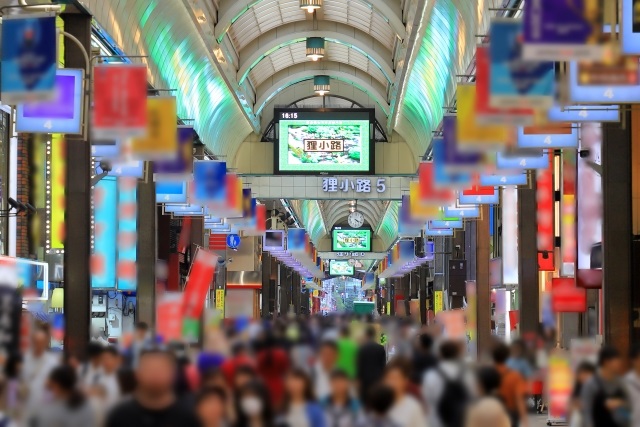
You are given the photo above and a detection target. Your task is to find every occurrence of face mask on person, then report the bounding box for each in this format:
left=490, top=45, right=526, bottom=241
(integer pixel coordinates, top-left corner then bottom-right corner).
left=241, top=397, right=263, bottom=416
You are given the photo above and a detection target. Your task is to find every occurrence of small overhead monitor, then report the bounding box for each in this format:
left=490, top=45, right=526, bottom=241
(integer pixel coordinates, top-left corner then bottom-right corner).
left=263, top=230, right=285, bottom=251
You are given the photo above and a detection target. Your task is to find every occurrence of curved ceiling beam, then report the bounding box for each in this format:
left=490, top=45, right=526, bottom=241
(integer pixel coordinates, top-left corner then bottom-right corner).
left=255, top=70, right=390, bottom=117
left=215, top=0, right=406, bottom=44
left=237, top=33, right=394, bottom=86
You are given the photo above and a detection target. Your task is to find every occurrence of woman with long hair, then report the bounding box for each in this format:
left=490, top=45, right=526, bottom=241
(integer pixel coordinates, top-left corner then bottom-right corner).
left=277, top=368, right=325, bottom=427
left=235, top=381, right=274, bottom=427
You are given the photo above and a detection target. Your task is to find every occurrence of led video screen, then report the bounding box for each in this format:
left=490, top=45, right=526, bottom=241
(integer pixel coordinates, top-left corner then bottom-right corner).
left=275, top=109, right=373, bottom=174
left=329, top=260, right=354, bottom=276
left=332, top=227, right=372, bottom=252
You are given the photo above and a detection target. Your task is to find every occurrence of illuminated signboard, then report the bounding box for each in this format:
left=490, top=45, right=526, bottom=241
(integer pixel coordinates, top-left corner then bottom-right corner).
left=444, top=205, right=481, bottom=219
left=497, top=150, right=549, bottom=170
left=547, top=105, right=619, bottom=123
left=568, top=62, right=640, bottom=103
left=517, top=126, right=578, bottom=149
left=156, top=182, right=188, bottom=204
left=275, top=109, right=373, bottom=174
left=16, top=69, right=84, bottom=134
left=480, top=173, right=528, bottom=186
left=329, top=260, right=354, bottom=276
left=91, top=177, right=117, bottom=289
left=332, top=227, right=372, bottom=252
left=459, top=188, right=499, bottom=205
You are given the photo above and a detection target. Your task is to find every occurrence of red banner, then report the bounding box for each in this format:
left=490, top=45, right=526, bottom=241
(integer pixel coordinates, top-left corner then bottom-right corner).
left=537, top=153, right=554, bottom=253
left=552, top=278, right=586, bottom=313
left=182, top=249, right=218, bottom=320
left=157, top=293, right=184, bottom=342
left=92, top=65, right=147, bottom=139
left=418, top=162, right=454, bottom=203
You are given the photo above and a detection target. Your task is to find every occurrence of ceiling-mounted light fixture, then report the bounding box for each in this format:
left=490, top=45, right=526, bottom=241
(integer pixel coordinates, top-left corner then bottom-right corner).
left=306, top=37, right=325, bottom=61
left=300, top=0, right=322, bottom=13
left=314, top=75, right=330, bottom=96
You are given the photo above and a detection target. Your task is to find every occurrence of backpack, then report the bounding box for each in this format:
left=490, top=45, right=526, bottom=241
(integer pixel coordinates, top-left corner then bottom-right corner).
left=436, top=367, right=469, bottom=427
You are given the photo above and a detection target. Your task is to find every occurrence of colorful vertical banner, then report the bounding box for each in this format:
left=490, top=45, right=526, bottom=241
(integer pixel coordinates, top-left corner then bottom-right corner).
left=417, top=162, right=455, bottom=205
left=1, top=14, right=58, bottom=104
left=434, top=290, right=443, bottom=314
left=442, top=115, right=485, bottom=171
left=537, top=153, right=554, bottom=256
left=117, top=177, right=137, bottom=291
left=432, top=138, right=472, bottom=189
left=182, top=248, right=218, bottom=323
left=153, top=126, right=194, bottom=181
left=215, top=289, right=225, bottom=313
left=523, top=0, right=607, bottom=61
left=193, top=161, right=227, bottom=203
left=156, top=292, right=184, bottom=343
left=547, top=353, right=573, bottom=424
left=621, top=0, right=640, bottom=54
left=50, top=135, right=66, bottom=250
left=456, top=84, right=510, bottom=150
left=561, top=151, right=577, bottom=276
left=130, top=97, right=177, bottom=160
left=577, top=123, right=602, bottom=278
left=91, top=177, right=117, bottom=289
left=552, top=278, right=586, bottom=312
left=409, top=181, right=440, bottom=220
left=92, top=65, right=148, bottom=139
left=489, top=19, right=555, bottom=109
left=502, top=187, right=519, bottom=284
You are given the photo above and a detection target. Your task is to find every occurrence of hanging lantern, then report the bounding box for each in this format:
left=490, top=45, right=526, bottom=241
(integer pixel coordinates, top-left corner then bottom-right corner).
left=300, top=0, right=322, bottom=13
left=306, top=37, right=325, bottom=61
left=314, top=75, right=330, bottom=96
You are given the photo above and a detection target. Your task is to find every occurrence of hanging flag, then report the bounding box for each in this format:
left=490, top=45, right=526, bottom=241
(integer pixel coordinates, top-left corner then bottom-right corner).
left=432, top=138, right=473, bottom=189
left=182, top=248, right=218, bottom=321
left=456, top=84, right=511, bottom=151
left=1, top=14, right=57, bottom=104
left=130, top=97, right=178, bottom=160
left=154, top=126, right=195, bottom=181
left=489, top=19, right=555, bottom=109
left=193, top=161, right=227, bottom=203
left=441, top=115, right=485, bottom=171
left=418, top=162, right=455, bottom=205
left=92, top=64, right=148, bottom=139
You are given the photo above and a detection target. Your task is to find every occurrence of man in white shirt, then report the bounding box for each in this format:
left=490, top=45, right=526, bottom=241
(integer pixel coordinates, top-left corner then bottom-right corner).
left=95, top=346, right=121, bottom=409
left=313, top=341, right=338, bottom=400
left=78, top=342, right=104, bottom=390
left=383, top=358, right=426, bottom=427
left=624, top=347, right=640, bottom=427
left=21, top=328, right=60, bottom=423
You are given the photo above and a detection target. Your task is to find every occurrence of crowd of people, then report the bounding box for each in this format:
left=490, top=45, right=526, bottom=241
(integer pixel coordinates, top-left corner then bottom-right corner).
left=0, top=314, right=639, bottom=427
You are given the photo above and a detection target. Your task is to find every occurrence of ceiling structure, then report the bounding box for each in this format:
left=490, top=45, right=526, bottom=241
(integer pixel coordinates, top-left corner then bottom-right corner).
left=72, top=0, right=498, bottom=250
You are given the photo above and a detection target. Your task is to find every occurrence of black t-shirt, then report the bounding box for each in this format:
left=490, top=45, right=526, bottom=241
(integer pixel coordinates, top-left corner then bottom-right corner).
left=106, top=398, right=201, bottom=427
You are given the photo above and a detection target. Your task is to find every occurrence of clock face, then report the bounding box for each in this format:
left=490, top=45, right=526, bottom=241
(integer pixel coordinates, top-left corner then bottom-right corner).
left=348, top=211, right=365, bottom=228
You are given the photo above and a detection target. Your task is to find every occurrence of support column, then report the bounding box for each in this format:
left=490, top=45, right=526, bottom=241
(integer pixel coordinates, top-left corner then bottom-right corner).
left=261, top=253, right=271, bottom=318
left=136, top=175, right=156, bottom=327
left=62, top=11, right=92, bottom=359
left=292, top=271, right=301, bottom=315
left=418, top=265, right=427, bottom=325
left=602, top=113, right=632, bottom=356
left=518, top=181, right=539, bottom=337
left=476, top=205, right=491, bottom=358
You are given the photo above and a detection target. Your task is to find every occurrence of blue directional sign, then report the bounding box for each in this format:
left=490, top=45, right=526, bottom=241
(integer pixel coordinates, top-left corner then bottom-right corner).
left=227, top=233, right=241, bottom=249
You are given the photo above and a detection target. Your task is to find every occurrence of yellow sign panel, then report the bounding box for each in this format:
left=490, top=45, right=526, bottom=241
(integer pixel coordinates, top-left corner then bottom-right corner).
left=215, top=289, right=225, bottom=312
left=434, top=290, right=443, bottom=314
left=130, top=96, right=177, bottom=160
left=386, top=301, right=391, bottom=315
left=409, top=181, right=440, bottom=220
left=457, top=84, right=511, bottom=150
left=51, top=135, right=66, bottom=249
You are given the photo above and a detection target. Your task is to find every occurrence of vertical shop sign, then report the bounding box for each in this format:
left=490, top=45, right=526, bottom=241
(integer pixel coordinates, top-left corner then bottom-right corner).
left=91, top=177, right=117, bottom=289
left=117, top=177, right=137, bottom=291
left=130, top=97, right=177, bottom=160
left=153, top=126, right=194, bottom=181
left=547, top=353, right=573, bottom=424
left=456, top=84, right=510, bottom=151
left=434, top=290, right=443, bottom=314
left=182, top=248, right=218, bottom=320
left=562, top=151, right=577, bottom=276
left=537, top=153, right=554, bottom=270
left=50, top=135, right=65, bottom=250
left=502, top=187, right=519, bottom=284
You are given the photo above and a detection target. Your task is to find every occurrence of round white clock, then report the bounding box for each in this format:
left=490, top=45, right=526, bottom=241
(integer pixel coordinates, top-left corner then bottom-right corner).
left=348, top=211, right=364, bottom=228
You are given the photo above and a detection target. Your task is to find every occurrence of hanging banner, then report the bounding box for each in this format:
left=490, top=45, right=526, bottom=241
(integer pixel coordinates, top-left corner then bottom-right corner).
left=1, top=14, right=57, bottom=104
left=502, top=187, right=519, bottom=284
left=432, top=138, right=473, bottom=189
left=93, top=64, right=147, bottom=139
left=16, top=69, right=83, bottom=134
left=156, top=293, right=184, bottom=343
left=409, top=181, right=440, bottom=220
left=562, top=151, right=577, bottom=276
left=182, top=248, right=218, bottom=321
left=489, top=19, right=555, bottom=109
left=457, top=84, right=511, bottom=150
left=577, top=123, right=602, bottom=271
left=537, top=153, right=554, bottom=254
left=215, top=289, right=225, bottom=313
left=518, top=124, right=578, bottom=149
left=156, top=181, right=188, bottom=204
left=567, top=62, right=640, bottom=104
left=552, top=278, right=586, bottom=312
left=418, top=162, right=455, bottom=205
left=522, top=0, right=607, bottom=61
left=153, top=126, right=194, bottom=181
left=480, top=172, right=528, bottom=187
left=193, top=161, right=227, bottom=203
left=442, top=115, right=485, bottom=171
left=622, top=0, right=640, bottom=54
left=547, top=353, right=573, bottom=424
left=130, top=96, right=177, bottom=160
left=117, top=177, right=138, bottom=291
left=459, top=187, right=499, bottom=205
left=475, top=45, right=534, bottom=126
left=91, top=177, right=117, bottom=289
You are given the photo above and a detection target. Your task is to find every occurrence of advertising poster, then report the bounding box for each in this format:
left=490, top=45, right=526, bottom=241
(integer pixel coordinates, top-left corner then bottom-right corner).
left=156, top=293, right=184, bottom=343
left=475, top=46, right=534, bottom=126
left=442, top=115, right=485, bottom=172
left=398, top=195, right=423, bottom=237
left=117, top=177, right=138, bottom=291
left=537, top=153, right=554, bottom=254
left=92, top=64, right=148, bottom=139
left=502, top=187, right=519, bottom=284
left=567, top=62, right=640, bottom=103
left=489, top=19, right=555, bottom=109
left=418, top=162, right=455, bottom=205
left=1, top=14, right=57, bottom=104
left=130, top=96, right=177, bottom=160
left=16, top=69, right=84, bottom=134
left=91, top=177, right=117, bottom=289
left=182, top=248, right=218, bottom=321
left=562, top=151, right=577, bottom=276
left=288, top=228, right=307, bottom=252
left=552, top=278, right=587, bottom=312
left=409, top=182, right=440, bottom=220
left=621, top=0, right=640, bottom=54
left=434, top=291, right=443, bottom=314
left=277, top=114, right=371, bottom=174
left=518, top=123, right=578, bottom=149
left=153, top=126, right=195, bottom=181
left=547, top=353, right=573, bottom=423
left=432, top=138, right=472, bottom=189
left=456, top=84, right=511, bottom=150
left=523, top=0, right=607, bottom=61
left=193, top=161, right=227, bottom=204
left=577, top=123, right=602, bottom=277
left=215, top=289, right=225, bottom=313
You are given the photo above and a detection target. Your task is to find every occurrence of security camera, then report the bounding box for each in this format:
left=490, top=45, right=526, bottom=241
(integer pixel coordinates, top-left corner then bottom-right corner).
left=227, top=258, right=233, bottom=264
left=99, top=161, right=112, bottom=172
left=579, top=149, right=590, bottom=159
left=25, top=203, right=37, bottom=214
left=7, top=198, right=21, bottom=211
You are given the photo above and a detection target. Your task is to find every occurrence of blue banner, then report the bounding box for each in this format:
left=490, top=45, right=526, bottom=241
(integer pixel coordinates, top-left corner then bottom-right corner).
left=193, top=161, right=226, bottom=203
left=156, top=181, right=188, bottom=204
left=497, top=150, right=549, bottom=170
left=517, top=126, right=578, bottom=149
left=1, top=14, right=57, bottom=104
left=432, top=138, right=473, bottom=188
left=91, top=177, right=117, bottom=289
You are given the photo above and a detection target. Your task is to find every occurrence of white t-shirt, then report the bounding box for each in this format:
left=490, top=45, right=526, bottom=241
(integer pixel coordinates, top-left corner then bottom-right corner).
left=388, top=395, right=427, bottom=427
left=21, top=351, right=59, bottom=415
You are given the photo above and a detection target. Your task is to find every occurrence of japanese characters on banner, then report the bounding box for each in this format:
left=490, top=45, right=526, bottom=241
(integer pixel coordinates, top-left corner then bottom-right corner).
left=536, top=152, right=554, bottom=268
left=92, top=65, right=148, bottom=139
left=489, top=19, right=555, bottom=109
left=321, top=177, right=386, bottom=193
left=130, top=96, right=178, bottom=160
left=1, top=14, right=58, bottom=104
left=522, top=0, right=607, bottom=61
left=577, top=123, right=603, bottom=287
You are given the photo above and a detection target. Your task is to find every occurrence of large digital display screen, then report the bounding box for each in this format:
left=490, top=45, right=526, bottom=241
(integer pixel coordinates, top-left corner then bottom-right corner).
left=332, top=227, right=372, bottom=252
left=329, top=260, right=354, bottom=276
left=275, top=109, right=373, bottom=174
